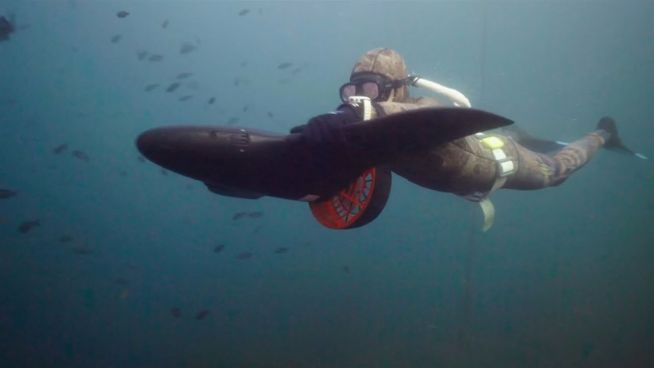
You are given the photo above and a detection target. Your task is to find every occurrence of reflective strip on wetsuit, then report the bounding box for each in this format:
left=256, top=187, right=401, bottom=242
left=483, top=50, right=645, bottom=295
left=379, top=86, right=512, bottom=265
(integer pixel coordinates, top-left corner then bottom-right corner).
left=467, top=133, right=518, bottom=231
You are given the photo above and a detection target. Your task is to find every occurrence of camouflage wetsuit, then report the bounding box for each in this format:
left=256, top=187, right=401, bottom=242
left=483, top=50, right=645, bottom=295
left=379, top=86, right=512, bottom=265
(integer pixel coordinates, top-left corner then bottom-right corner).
left=350, top=48, right=607, bottom=198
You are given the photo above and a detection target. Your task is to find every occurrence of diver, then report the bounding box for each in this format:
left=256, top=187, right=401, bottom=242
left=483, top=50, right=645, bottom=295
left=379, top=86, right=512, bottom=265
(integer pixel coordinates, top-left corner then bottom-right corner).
left=135, top=48, right=645, bottom=230
left=292, top=48, right=644, bottom=230
left=0, top=14, right=15, bottom=42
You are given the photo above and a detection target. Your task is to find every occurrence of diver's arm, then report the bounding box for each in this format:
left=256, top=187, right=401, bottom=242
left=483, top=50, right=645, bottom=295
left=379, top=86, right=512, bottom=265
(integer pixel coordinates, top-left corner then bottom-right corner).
left=289, top=104, right=360, bottom=144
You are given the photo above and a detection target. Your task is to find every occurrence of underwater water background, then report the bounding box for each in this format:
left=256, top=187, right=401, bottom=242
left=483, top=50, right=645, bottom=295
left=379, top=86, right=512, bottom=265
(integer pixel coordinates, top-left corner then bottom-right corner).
left=1, top=0, right=653, bottom=367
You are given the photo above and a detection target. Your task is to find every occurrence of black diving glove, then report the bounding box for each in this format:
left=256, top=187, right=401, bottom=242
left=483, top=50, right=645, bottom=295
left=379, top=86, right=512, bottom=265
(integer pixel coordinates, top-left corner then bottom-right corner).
left=290, top=104, right=360, bottom=145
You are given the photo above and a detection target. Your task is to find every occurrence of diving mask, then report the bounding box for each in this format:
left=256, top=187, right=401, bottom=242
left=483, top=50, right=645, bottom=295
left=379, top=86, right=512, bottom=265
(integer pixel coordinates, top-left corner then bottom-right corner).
left=339, top=72, right=407, bottom=103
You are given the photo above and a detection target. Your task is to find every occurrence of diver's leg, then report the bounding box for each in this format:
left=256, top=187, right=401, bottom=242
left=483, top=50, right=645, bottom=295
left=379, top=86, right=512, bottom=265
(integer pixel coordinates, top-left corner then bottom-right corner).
left=505, top=131, right=606, bottom=190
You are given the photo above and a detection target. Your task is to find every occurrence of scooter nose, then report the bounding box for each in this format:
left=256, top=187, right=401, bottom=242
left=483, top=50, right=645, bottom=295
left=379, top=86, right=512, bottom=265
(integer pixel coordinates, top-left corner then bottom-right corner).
left=136, top=126, right=226, bottom=181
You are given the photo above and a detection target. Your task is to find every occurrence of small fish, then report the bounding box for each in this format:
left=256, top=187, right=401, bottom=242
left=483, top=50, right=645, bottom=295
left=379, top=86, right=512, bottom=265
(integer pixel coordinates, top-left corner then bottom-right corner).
left=179, top=42, right=196, bottom=54
left=342, top=265, right=351, bottom=274
left=240, top=61, right=248, bottom=67
left=176, top=72, right=193, bottom=79
left=266, top=112, right=274, bottom=118
left=178, top=95, right=193, bottom=102
left=213, top=244, right=225, bottom=253
left=116, top=10, right=129, bottom=18
left=274, top=247, right=288, bottom=254
left=137, top=50, right=148, bottom=61
left=137, top=155, right=146, bottom=163
left=235, top=251, right=253, bottom=260
left=277, top=62, right=293, bottom=70
left=18, top=220, right=40, bottom=234
left=113, top=277, right=129, bottom=286
left=165, top=82, right=180, bottom=93
left=242, top=105, right=249, bottom=112
left=227, top=117, right=239, bottom=125
left=232, top=211, right=263, bottom=220
left=161, top=19, right=169, bottom=29
left=71, top=150, right=89, bottom=162
left=52, top=143, right=68, bottom=154
left=233, top=76, right=249, bottom=87
left=144, top=83, right=159, bottom=92
left=581, top=342, right=595, bottom=359
left=291, top=67, right=303, bottom=75
left=72, top=243, right=93, bottom=255
left=160, top=168, right=168, bottom=176
left=58, top=234, right=73, bottom=243
left=171, top=307, right=182, bottom=318
left=110, top=34, right=122, bottom=43
left=195, top=309, right=210, bottom=320
left=207, top=97, right=216, bottom=105
left=148, top=54, right=163, bottom=62
left=0, top=189, right=17, bottom=199
left=238, top=9, right=250, bottom=16
left=0, top=97, right=17, bottom=107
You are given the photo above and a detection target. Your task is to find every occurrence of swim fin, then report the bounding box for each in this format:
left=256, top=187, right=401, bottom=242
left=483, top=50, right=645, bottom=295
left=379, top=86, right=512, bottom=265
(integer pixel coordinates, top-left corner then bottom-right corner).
left=597, top=116, right=647, bottom=160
